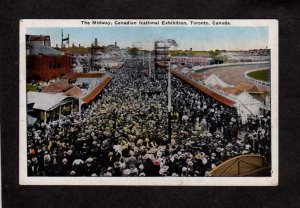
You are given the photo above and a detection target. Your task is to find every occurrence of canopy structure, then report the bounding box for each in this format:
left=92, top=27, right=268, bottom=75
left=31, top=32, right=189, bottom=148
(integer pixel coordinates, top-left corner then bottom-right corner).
left=64, top=86, right=82, bottom=99
left=42, top=80, right=72, bottom=93
left=27, top=115, right=37, bottom=126
left=204, top=74, right=233, bottom=88
left=27, top=91, right=74, bottom=111
left=235, top=82, right=260, bottom=93
left=192, top=65, right=202, bottom=71
left=171, top=69, right=236, bottom=107
left=180, top=67, right=190, bottom=75
left=234, top=92, right=263, bottom=123
left=209, top=155, right=271, bottom=176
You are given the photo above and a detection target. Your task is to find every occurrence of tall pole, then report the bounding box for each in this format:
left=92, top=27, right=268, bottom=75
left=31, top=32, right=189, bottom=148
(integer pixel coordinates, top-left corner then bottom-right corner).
left=61, top=29, right=63, bottom=50
left=168, top=57, right=172, bottom=141
left=143, top=50, right=145, bottom=66
left=148, top=53, right=151, bottom=77
left=78, top=91, right=82, bottom=120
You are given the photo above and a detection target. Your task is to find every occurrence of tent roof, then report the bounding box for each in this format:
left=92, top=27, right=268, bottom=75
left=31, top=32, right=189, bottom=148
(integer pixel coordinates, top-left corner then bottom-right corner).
left=192, top=65, right=202, bottom=71
left=222, top=87, right=243, bottom=95
left=204, top=74, right=233, bottom=88
left=42, top=80, right=72, bottom=93
left=235, top=82, right=260, bottom=93
left=236, top=92, right=262, bottom=105
left=27, top=91, right=72, bottom=111
left=27, top=115, right=37, bottom=126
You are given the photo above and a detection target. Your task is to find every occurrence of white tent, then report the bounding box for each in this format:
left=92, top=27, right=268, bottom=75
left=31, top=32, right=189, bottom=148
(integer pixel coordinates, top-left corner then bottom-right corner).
left=27, top=115, right=37, bottom=126
left=27, top=91, right=73, bottom=111
left=234, top=92, right=263, bottom=123
left=180, top=67, right=190, bottom=75
left=192, top=65, right=202, bottom=71
left=171, top=64, right=178, bottom=69
left=204, top=74, right=233, bottom=88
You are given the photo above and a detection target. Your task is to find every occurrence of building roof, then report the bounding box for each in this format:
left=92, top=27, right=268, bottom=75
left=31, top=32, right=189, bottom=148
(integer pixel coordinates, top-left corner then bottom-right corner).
left=42, top=80, right=72, bottom=93
left=222, top=87, right=243, bottom=95
left=64, top=86, right=82, bottom=98
left=27, top=91, right=73, bottom=111
left=82, top=76, right=112, bottom=103
left=30, top=46, right=62, bottom=56
left=27, top=35, right=50, bottom=41
left=235, top=82, right=260, bottom=93
left=62, top=73, right=105, bottom=81
left=171, top=70, right=235, bottom=107
left=204, top=74, right=233, bottom=88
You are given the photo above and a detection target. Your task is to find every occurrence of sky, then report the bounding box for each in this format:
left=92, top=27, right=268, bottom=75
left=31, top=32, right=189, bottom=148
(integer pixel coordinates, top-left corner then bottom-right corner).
left=26, top=27, right=269, bottom=51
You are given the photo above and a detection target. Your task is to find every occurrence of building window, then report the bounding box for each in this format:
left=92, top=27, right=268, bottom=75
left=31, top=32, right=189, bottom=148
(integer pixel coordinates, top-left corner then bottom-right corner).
left=49, top=62, right=52, bottom=69
left=53, top=62, right=57, bottom=69
left=57, top=63, right=61, bottom=68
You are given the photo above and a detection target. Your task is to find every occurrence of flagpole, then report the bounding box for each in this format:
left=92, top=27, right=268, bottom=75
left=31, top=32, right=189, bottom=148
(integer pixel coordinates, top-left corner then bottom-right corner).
left=61, top=29, right=63, bottom=50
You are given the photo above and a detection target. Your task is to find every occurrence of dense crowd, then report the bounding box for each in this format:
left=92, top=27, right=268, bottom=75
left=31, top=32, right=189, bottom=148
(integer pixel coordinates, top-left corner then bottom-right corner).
left=27, top=59, right=271, bottom=177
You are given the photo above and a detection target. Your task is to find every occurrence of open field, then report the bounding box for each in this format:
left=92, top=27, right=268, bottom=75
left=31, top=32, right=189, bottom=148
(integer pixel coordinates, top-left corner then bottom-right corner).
left=247, top=69, right=270, bottom=82
left=199, top=63, right=270, bottom=91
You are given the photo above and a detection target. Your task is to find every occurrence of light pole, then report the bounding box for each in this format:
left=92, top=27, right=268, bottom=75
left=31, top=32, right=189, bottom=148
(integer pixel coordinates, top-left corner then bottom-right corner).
left=143, top=50, right=145, bottom=66
left=78, top=90, right=83, bottom=120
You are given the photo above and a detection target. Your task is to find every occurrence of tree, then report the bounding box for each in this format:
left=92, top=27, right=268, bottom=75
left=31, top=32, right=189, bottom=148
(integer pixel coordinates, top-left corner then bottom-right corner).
left=128, top=47, right=139, bottom=56
left=209, top=49, right=221, bottom=59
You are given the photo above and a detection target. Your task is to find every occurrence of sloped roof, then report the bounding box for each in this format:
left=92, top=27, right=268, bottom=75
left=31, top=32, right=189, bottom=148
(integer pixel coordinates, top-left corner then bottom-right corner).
left=42, top=80, right=72, bottom=93
left=192, top=65, right=202, bottom=71
left=27, top=91, right=72, bottom=111
left=82, top=77, right=112, bottom=103
left=204, top=74, right=233, bottom=88
left=170, top=70, right=235, bottom=107
left=236, top=92, right=262, bottom=105
left=222, top=87, right=243, bottom=95
left=27, top=115, right=37, bottom=126
left=62, top=73, right=105, bottom=81
left=30, top=46, right=62, bottom=55
left=235, top=82, right=260, bottom=93
left=64, top=86, right=81, bottom=98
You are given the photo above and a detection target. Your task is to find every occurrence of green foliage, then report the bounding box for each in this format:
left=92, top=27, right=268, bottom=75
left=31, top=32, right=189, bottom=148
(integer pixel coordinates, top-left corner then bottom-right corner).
left=128, top=47, right=139, bottom=56
left=247, top=70, right=270, bottom=82
left=208, top=49, right=221, bottom=59
left=26, top=84, right=38, bottom=92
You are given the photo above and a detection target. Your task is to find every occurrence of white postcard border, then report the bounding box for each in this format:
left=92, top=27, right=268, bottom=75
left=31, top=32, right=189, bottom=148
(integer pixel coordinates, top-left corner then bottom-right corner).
left=19, top=19, right=278, bottom=186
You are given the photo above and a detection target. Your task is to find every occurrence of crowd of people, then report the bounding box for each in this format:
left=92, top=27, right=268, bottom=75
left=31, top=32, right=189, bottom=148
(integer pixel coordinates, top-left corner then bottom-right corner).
left=27, top=59, right=271, bottom=177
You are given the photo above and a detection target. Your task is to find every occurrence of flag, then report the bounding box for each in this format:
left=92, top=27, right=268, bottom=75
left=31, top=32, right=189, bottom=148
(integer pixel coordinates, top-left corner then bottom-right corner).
left=62, top=37, right=69, bottom=43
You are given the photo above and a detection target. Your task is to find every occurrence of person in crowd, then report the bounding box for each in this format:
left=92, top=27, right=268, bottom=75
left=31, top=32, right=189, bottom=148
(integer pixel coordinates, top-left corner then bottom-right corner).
left=27, top=59, right=271, bottom=177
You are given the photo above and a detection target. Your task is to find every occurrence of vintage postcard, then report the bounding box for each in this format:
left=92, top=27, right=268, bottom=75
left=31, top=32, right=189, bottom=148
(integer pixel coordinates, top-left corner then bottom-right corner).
left=19, top=19, right=278, bottom=185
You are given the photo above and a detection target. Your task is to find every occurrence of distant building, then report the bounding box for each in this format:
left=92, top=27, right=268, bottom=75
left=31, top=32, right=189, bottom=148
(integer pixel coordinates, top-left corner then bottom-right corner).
left=26, top=35, right=51, bottom=53
left=26, top=34, right=72, bottom=81
left=170, top=56, right=211, bottom=66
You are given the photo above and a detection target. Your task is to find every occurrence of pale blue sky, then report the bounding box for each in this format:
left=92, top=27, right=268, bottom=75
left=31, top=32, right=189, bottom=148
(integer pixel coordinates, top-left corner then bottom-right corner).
left=27, top=27, right=268, bottom=50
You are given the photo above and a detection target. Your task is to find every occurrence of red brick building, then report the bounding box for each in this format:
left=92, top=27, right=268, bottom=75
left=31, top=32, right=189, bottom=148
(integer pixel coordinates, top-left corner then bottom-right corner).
left=26, top=34, right=73, bottom=81
left=27, top=54, right=72, bottom=81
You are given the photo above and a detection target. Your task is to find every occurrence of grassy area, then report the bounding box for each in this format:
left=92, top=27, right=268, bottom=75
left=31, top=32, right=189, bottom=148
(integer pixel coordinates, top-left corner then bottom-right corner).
left=26, top=84, right=38, bottom=92
left=247, top=69, right=270, bottom=82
